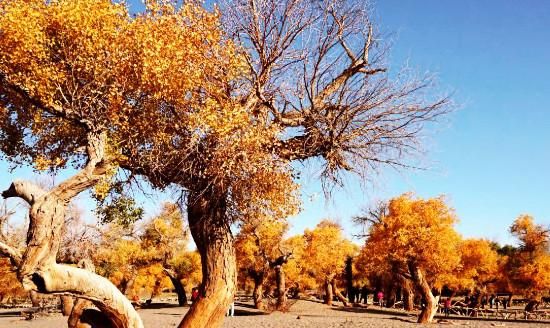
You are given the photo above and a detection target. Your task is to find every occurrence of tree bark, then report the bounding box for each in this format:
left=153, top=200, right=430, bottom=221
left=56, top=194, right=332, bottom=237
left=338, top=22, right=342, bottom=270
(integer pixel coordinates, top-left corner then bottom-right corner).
left=344, top=257, right=353, bottom=303
left=61, top=295, right=75, bottom=316
left=324, top=279, right=333, bottom=306
left=2, top=132, right=143, bottom=328
left=164, top=268, right=187, bottom=306
left=402, top=282, right=414, bottom=311
left=331, top=279, right=349, bottom=307
left=408, top=262, right=438, bottom=323
left=251, top=271, right=265, bottom=310
left=178, top=191, right=236, bottom=328
left=274, top=265, right=286, bottom=310
left=29, top=291, right=41, bottom=307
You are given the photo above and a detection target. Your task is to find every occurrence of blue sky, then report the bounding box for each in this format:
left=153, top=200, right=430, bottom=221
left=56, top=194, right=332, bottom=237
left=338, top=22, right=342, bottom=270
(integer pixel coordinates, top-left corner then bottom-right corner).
left=1, top=0, right=549, bottom=246
left=289, top=0, right=550, bottom=244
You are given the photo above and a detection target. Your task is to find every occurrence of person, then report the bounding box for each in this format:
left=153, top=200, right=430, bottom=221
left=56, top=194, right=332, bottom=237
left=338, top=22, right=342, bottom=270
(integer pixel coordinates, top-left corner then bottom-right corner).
left=191, top=287, right=199, bottom=304
left=489, top=294, right=495, bottom=309
left=377, top=291, right=384, bottom=307
left=226, top=300, right=235, bottom=317
left=444, top=297, right=452, bottom=317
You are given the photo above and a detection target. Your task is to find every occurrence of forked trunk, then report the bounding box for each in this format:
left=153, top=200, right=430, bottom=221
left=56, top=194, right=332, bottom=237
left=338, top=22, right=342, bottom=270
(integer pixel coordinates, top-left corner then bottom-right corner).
left=324, top=279, right=333, bottom=306
left=408, top=262, right=438, bottom=323
left=2, top=133, right=143, bottom=328
left=274, top=265, right=287, bottom=309
left=178, top=191, right=236, bottom=328
left=331, top=279, right=349, bottom=307
left=251, top=271, right=266, bottom=310
left=164, top=268, right=187, bottom=306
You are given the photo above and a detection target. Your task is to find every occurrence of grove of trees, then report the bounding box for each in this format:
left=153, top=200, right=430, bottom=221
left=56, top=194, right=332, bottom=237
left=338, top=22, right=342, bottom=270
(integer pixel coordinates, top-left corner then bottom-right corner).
left=0, top=0, right=547, bottom=328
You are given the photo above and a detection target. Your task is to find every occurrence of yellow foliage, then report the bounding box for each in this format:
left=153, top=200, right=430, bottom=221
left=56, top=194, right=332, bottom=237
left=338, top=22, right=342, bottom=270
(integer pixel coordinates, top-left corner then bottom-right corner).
left=359, top=194, right=461, bottom=289
left=301, top=220, right=357, bottom=285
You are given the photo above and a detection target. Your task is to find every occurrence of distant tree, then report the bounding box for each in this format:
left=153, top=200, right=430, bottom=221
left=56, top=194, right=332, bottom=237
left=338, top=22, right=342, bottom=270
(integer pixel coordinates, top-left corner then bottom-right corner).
left=504, top=215, right=550, bottom=302
left=301, top=220, right=357, bottom=306
left=235, top=219, right=292, bottom=310
left=360, top=194, right=461, bottom=323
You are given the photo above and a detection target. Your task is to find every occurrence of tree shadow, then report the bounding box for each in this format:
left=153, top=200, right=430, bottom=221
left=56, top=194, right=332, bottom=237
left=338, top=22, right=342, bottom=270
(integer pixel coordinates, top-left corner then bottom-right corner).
left=331, top=306, right=414, bottom=318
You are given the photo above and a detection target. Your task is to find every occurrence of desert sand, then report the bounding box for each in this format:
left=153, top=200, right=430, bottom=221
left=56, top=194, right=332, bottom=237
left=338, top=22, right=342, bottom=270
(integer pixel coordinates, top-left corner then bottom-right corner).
left=0, top=300, right=548, bottom=328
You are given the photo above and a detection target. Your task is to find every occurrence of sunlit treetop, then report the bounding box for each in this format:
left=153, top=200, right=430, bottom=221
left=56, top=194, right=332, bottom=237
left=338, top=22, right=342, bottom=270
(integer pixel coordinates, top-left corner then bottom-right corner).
left=361, top=194, right=462, bottom=288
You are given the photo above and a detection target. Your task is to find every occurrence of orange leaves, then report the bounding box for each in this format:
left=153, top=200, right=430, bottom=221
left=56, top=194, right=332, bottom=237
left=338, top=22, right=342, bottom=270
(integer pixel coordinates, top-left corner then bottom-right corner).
left=360, top=194, right=461, bottom=286
left=302, top=220, right=357, bottom=282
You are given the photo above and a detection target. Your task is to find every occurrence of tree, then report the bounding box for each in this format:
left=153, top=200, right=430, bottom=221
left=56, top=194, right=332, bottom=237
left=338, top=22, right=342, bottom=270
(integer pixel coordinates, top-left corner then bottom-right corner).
left=235, top=219, right=292, bottom=310
left=0, top=0, right=245, bottom=326
left=360, top=194, right=461, bottom=323
left=504, top=215, right=550, bottom=301
left=302, top=220, right=357, bottom=306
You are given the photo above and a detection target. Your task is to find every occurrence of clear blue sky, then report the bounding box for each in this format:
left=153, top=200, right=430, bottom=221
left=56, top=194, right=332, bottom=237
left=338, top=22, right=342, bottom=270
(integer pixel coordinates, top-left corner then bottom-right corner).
left=289, top=0, right=550, bottom=245
left=1, top=0, right=549, bottom=246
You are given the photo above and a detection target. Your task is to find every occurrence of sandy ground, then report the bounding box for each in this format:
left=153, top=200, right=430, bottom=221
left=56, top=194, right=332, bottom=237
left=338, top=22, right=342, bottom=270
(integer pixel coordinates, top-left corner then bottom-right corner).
left=0, top=300, right=548, bottom=328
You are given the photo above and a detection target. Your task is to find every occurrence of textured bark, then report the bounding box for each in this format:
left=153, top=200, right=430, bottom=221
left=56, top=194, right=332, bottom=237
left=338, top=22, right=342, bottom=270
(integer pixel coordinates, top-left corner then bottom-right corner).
left=324, top=279, right=333, bottom=306
left=2, top=133, right=143, bottom=328
left=178, top=191, right=236, bottom=328
left=164, top=268, right=187, bottom=306
left=408, top=263, right=438, bottom=323
left=29, top=291, right=41, bottom=307
left=61, top=296, right=75, bottom=316
left=331, top=279, right=349, bottom=307
left=274, top=265, right=286, bottom=309
left=251, top=271, right=266, bottom=310
left=403, top=282, right=414, bottom=311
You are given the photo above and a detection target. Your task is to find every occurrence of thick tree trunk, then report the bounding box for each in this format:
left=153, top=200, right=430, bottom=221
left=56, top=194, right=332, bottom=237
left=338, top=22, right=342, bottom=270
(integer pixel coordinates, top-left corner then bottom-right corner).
left=164, top=268, right=187, bottom=306
left=331, top=279, right=349, bottom=307
left=344, top=257, right=353, bottom=303
left=178, top=191, right=236, bottom=328
left=274, top=265, right=286, bottom=310
left=251, top=271, right=265, bottom=310
left=2, top=133, right=143, bottom=328
left=324, top=279, right=333, bottom=306
left=29, top=291, right=41, bottom=307
left=61, top=296, right=75, bottom=316
left=408, top=262, right=438, bottom=323
left=402, top=281, right=414, bottom=311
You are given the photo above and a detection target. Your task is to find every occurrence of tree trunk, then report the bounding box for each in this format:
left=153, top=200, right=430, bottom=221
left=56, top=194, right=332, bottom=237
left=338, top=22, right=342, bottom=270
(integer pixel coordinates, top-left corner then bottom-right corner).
left=324, top=279, right=333, bottom=306
left=2, top=133, right=143, bottom=328
left=29, top=291, right=41, bottom=307
left=408, top=262, right=438, bottom=323
left=251, top=271, right=265, bottom=310
left=344, top=257, right=353, bottom=303
left=178, top=191, right=236, bottom=328
left=61, top=295, right=75, bottom=316
left=331, top=279, right=349, bottom=307
left=164, top=268, right=187, bottom=306
left=274, top=265, right=286, bottom=310
left=402, top=282, right=414, bottom=311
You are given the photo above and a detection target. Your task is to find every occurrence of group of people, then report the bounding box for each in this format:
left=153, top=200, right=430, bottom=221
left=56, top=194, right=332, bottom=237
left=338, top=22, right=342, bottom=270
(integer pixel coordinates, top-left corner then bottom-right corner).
left=346, top=286, right=387, bottom=307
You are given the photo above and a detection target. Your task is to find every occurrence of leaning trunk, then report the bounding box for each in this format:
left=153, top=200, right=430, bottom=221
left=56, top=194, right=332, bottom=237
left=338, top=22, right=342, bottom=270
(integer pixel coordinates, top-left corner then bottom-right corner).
left=178, top=191, right=236, bottom=328
left=164, top=268, right=187, bottom=306
left=331, top=279, right=349, bottom=307
left=2, top=133, right=143, bottom=328
left=408, top=262, right=438, bottom=323
left=274, top=265, right=287, bottom=310
left=324, top=279, right=333, bottom=306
